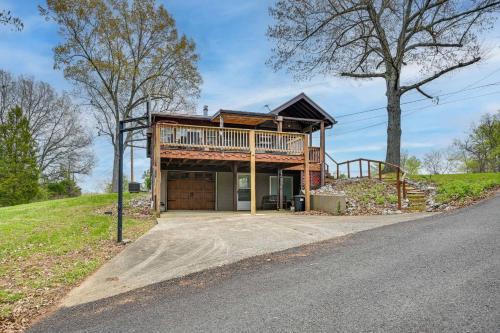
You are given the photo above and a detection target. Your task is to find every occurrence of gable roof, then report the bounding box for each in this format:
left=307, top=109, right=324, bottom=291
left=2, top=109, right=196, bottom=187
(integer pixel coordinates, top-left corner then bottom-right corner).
left=270, top=93, right=337, bottom=127
left=152, top=92, right=336, bottom=130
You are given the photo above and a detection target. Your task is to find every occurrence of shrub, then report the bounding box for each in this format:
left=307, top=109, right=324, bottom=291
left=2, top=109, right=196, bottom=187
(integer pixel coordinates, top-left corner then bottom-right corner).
left=436, top=179, right=498, bottom=203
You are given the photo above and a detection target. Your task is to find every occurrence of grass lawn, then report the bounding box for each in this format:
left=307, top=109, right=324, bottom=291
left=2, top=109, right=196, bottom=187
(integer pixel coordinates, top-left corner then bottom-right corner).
left=413, top=173, right=500, bottom=203
left=0, top=193, right=156, bottom=332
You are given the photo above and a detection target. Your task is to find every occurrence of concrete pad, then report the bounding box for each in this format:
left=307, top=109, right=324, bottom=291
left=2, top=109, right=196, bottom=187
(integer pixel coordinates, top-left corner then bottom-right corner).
left=62, top=211, right=436, bottom=307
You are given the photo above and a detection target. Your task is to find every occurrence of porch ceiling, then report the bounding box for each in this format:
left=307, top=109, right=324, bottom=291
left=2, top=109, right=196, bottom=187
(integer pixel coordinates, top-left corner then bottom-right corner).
left=161, top=158, right=298, bottom=172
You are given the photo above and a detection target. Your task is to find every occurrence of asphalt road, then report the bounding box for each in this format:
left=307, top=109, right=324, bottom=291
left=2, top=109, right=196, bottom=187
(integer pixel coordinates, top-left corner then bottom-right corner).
left=30, top=194, right=500, bottom=333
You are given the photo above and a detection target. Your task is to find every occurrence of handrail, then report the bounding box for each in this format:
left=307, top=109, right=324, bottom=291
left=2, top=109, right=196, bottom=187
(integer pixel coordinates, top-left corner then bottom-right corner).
left=325, top=152, right=338, bottom=165
left=158, top=123, right=306, bottom=156
left=333, top=157, right=407, bottom=210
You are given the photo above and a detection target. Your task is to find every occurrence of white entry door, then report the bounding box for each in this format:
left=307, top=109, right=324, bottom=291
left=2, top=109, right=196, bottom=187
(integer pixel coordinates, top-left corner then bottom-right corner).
left=237, top=174, right=251, bottom=211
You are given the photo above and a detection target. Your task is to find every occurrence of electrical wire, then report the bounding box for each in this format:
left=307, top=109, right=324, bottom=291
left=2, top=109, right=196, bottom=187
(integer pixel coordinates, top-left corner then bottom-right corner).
left=331, top=89, right=500, bottom=136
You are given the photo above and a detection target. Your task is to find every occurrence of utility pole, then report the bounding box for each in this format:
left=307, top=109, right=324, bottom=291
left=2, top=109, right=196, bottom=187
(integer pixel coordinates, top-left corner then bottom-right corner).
left=130, top=133, right=134, bottom=183
left=117, top=110, right=149, bottom=243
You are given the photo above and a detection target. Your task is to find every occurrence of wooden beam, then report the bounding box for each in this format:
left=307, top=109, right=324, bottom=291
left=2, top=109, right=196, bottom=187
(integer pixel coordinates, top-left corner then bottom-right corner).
left=154, top=123, right=161, bottom=214
left=278, top=168, right=283, bottom=210
left=250, top=130, right=256, bottom=215
left=319, top=121, right=325, bottom=186
left=304, top=134, right=310, bottom=211
left=233, top=162, right=238, bottom=211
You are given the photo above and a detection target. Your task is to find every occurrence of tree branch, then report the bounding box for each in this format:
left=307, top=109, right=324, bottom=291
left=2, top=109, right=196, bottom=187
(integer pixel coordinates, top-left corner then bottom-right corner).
left=340, top=72, right=385, bottom=78
left=400, top=57, right=481, bottom=93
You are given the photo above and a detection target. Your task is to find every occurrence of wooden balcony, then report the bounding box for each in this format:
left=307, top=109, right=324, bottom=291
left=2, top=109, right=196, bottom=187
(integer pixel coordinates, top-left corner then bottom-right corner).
left=157, top=124, right=320, bottom=165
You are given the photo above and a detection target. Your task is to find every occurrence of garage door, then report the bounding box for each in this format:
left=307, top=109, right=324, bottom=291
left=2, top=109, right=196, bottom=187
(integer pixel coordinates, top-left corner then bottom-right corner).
left=167, top=172, right=215, bottom=210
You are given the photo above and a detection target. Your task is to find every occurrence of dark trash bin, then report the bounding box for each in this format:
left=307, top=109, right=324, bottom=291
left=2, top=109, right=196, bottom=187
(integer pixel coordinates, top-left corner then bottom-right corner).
left=294, top=195, right=305, bottom=212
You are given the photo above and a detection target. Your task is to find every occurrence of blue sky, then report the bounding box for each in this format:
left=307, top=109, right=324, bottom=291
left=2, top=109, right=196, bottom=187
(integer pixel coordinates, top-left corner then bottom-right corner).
left=1, top=1, right=499, bottom=192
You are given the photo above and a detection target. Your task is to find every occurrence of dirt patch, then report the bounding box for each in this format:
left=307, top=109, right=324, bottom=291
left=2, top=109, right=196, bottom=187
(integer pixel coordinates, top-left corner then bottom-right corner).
left=309, top=179, right=402, bottom=215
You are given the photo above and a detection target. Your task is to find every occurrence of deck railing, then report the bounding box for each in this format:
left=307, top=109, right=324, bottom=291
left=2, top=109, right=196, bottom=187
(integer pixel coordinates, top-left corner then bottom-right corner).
left=309, top=147, right=321, bottom=163
left=159, top=124, right=308, bottom=156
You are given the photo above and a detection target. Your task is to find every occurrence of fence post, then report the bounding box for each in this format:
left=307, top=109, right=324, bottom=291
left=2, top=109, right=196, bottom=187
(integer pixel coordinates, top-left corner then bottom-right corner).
left=336, top=164, right=339, bottom=179
left=367, top=161, right=371, bottom=178
left=347, top=162, right=351, bottom=178
left=359, top=159, right=362, bottom=178
left=378, top=162, right=382, bottom=180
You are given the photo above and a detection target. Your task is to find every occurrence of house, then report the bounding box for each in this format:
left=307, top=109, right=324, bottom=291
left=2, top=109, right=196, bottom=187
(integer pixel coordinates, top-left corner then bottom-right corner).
left=148, top=93, right=336, bottom=214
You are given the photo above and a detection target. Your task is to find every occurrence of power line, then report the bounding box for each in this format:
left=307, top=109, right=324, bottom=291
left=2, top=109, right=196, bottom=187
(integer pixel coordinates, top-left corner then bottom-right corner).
left=334, top=80, right=500, bottom=119
left=336, top=82, right=500, bottom=126
left=331, top=89, right=500, bottom=136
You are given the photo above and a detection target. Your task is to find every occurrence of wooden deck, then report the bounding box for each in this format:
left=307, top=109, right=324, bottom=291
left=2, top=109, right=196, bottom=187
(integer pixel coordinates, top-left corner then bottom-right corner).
left=158, top=123, right=321, bottom=164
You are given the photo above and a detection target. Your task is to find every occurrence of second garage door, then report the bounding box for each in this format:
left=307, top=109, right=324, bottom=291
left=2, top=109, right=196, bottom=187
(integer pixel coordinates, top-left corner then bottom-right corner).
left=167, top=172, right=215, bottom=210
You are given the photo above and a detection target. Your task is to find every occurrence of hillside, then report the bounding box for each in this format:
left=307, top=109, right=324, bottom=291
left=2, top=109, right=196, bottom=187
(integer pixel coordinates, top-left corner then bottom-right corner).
left=0, top=194, right=155, bottom=332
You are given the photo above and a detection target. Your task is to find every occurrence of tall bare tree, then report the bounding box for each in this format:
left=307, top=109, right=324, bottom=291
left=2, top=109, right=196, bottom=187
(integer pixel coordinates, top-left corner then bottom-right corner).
left=41, top=0, right=202, bottom=191
left=268, top=0, right=500, bottom=167
left=0, top=70, right=94, bottom=179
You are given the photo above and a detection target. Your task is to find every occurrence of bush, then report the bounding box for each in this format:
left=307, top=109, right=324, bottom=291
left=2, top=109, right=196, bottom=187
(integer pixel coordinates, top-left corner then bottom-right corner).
left=43, top=178, right=82, bottom=199
left=436, top=179, right=498, bottom=203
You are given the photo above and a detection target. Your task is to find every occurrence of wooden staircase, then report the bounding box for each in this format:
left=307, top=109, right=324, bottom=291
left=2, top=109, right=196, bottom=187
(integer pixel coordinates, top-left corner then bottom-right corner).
left=323, top=156, right=430, bottom=212
left=381, top=174, right=426, bottom=211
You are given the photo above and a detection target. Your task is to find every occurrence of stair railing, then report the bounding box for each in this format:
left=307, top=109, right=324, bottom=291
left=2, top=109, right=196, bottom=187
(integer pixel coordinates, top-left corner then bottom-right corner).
left=333, top=158, right=407, bottom=210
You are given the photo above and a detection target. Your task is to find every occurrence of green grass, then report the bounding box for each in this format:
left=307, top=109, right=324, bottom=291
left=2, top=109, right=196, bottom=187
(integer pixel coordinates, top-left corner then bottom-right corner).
left=0, top=193, right=155, bottom=326
left=413, top=173, right=500, bottom=203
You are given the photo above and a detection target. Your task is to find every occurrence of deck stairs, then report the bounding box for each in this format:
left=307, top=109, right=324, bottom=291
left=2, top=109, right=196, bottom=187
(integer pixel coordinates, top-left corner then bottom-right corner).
left=381, top=174, right=427, bottom=212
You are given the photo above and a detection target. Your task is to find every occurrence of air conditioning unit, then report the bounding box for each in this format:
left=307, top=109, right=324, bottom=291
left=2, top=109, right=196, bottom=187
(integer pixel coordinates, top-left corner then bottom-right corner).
left=128, top=182, right=141, bottom=193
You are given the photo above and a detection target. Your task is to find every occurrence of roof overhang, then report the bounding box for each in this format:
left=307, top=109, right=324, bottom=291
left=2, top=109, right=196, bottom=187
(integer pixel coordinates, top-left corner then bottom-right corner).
left=270, top=93, right=337, bottom=128
left=211, top=110, right=274, bottom=126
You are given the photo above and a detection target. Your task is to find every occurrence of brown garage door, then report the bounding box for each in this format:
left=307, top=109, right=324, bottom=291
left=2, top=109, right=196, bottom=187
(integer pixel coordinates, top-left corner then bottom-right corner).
left=167, top=172, right=215, bottom=210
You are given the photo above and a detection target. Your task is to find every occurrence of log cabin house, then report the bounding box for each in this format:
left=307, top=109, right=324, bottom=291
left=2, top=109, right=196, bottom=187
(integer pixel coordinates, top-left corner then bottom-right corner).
left=148, top=93, right=336, bottom=214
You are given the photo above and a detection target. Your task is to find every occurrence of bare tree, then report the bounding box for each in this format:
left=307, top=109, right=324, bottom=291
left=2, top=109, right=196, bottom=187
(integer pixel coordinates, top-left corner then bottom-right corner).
left=423, top=148, right=457, bottom=174
left=268, top=0, right=500, bottom=168
left=41, top=0, right=202, bottom=191
left=0, top=70, right=94, bottom=179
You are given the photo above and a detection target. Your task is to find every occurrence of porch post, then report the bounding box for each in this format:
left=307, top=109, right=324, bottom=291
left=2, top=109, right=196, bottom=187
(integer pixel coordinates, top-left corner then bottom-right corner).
left=277, top=116, right=283, bottom=132
left=319, top=121, right=325, bottom=186
left=278, top=168, right=283, bottom=210
left=232, top=161, right=238, bottom=211
left=304, top=134, right=310, bottom=211
left=249, top=130, right=256, bottom=215
left=154, top=123, right=161, bottom=214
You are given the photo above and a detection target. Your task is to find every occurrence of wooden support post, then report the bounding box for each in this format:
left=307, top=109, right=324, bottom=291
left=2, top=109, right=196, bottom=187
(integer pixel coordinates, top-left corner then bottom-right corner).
left=336, top=164, right=339, bottom=179
left=319, top=121, right=325, bottom=186
left=403, top=179, right=407, bottom=199
left=277, top=116, right=283, bottom=132
left=278, top=169, right=283, bottom=210
left=249, top=130, right=256, bottom=215
left=347, top=162, right=351, bottom=179
left=368, top=161, right=371, bottom=178
left=304, top=134, right=310, bottom=211
left=232, top=161, right=238, bottom=211
left=359, top=159, right=362, bottom=178
left=396, top=170, right=401, bottom=210
left=378, top=162, right=382, bottom=180
left=154, top=123, right=161, bottom=214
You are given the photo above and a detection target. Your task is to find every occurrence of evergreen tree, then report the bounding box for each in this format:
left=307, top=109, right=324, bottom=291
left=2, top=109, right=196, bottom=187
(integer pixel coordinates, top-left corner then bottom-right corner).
left=0, top=106, right=39, bottom=206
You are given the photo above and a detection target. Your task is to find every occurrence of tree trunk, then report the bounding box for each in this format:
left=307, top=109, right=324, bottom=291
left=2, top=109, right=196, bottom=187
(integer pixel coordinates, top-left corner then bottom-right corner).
left=385, top=81, right=402, bottom=169
left=111, top=143, right=120, bottom=192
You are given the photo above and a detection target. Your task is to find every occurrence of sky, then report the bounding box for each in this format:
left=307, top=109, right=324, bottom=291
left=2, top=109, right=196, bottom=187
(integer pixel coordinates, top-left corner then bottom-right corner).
left=1, top=0, right=499, bottom=192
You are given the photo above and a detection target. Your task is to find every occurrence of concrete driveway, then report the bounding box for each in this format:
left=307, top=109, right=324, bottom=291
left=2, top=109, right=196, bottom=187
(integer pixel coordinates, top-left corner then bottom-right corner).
left=62, top=211, right=434, bottom=307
